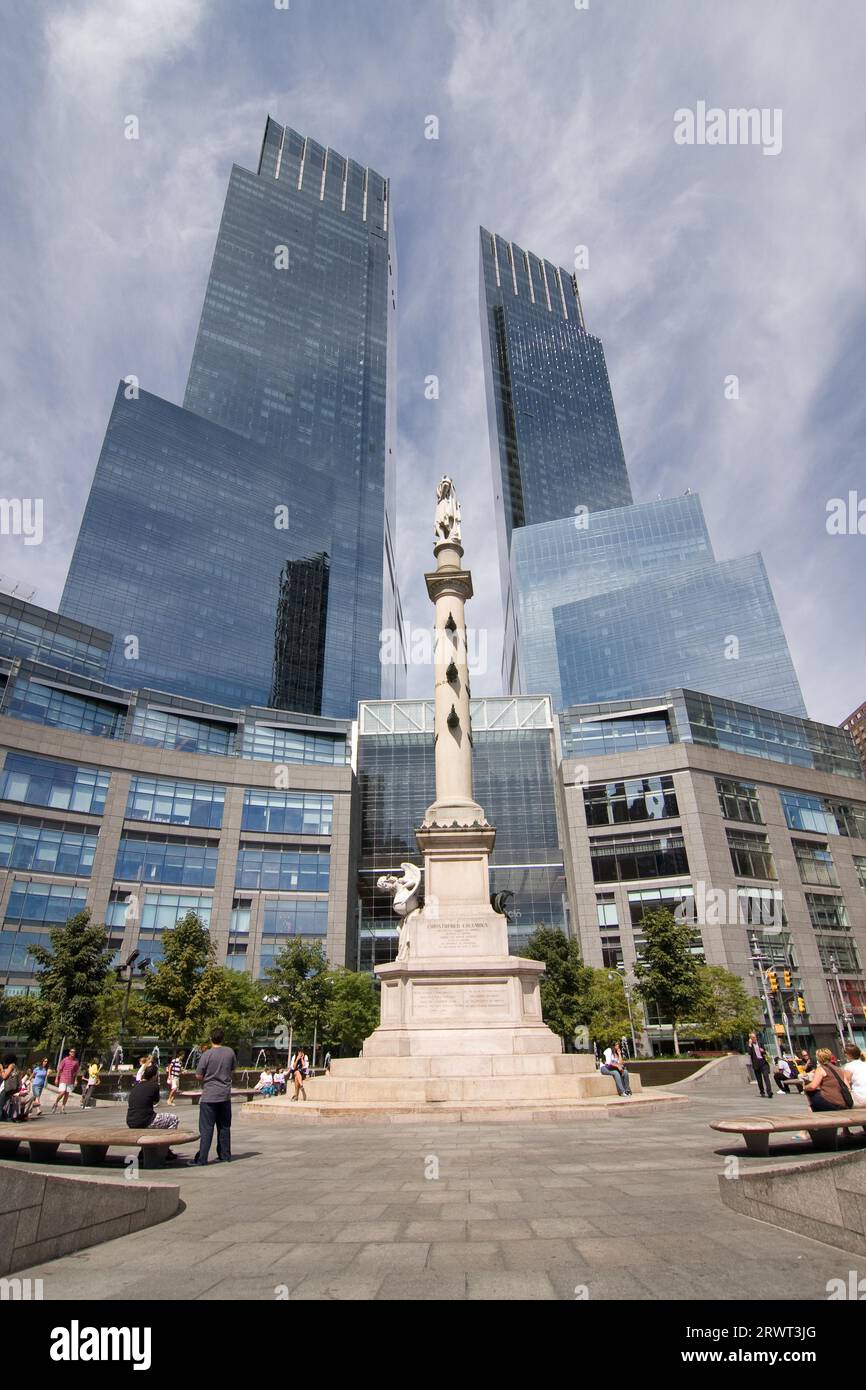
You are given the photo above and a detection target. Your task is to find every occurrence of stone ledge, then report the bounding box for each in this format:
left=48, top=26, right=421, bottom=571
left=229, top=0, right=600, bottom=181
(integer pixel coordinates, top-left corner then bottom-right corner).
left=0, top=1163, right=180, bottom=1276
left=718, top=1146, right=866, bottom=1255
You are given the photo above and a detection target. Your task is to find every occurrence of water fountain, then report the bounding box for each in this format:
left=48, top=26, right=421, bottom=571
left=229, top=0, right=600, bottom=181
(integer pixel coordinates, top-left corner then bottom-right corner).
left=109, top=1044, right=125, bottom=1103
left=253, top=1048, right=269, bottom=1070
left=185, top=1045, right=202, bottom=1071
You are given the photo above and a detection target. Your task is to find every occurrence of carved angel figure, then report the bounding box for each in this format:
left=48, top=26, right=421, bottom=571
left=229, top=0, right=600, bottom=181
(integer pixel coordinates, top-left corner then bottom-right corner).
left=377, top=861, right=422, bottom=962
left=434, top=475, right=462, bottom=544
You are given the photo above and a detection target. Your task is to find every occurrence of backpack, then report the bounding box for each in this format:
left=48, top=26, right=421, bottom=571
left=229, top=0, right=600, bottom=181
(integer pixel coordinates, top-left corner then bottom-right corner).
left=825, top=1063, right=854, bottom=1109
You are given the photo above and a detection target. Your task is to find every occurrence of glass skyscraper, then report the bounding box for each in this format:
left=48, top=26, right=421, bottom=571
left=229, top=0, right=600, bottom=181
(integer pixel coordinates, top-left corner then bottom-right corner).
left=510, top=496, right=807, bottom=717
left=61, top=117, right=404, bottom=716
left=480, top=228, right=807, bottom=718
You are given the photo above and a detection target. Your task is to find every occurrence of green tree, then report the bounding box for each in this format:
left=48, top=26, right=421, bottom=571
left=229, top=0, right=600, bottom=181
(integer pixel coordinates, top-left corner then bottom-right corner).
left=523, top=926, right=594, bottom=1045
left=90, top=979, right=149, bottom=1054
left=584, top=968, right=644, bottom=1049
left=263, top=939, right=330, bottom=1049
left=142, top=911, right=224, bottom=1051
left=690, top=964, right=763, bottom=1045
left=2, top=992, right=53, bottom=1052
left=206, top=968, right=269, bottom=1050
left=633, top=909, right=703, bottom=1055
left=323, top=968, right=380, bottom=1054
left=25, top=911, right=112, bottom=1053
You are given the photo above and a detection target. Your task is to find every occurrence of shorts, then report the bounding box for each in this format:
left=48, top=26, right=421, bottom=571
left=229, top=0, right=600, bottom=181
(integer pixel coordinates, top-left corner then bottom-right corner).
left=168, top=1078, right=179, bottom=1092
left=57, top=1082, right=75, bottom=1094
left=32, top=1085, right=44, bottom=1098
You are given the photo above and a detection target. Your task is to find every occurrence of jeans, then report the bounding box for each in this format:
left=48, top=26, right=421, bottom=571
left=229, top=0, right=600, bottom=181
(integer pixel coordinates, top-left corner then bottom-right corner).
left=600, top=1064, right=632, bottom=1096
left=198, top=1099, right=232, bottom=1161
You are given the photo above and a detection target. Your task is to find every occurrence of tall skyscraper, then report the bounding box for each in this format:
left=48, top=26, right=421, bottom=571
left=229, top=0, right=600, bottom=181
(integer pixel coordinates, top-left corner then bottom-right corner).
left=480, top=227, right=807, bottom=718
left=480, top=228, right=632, bottom=690
left=61, top=117, right=405, bottom=716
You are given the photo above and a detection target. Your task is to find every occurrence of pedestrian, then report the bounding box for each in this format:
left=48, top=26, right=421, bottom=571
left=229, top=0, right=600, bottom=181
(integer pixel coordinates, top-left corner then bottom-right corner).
left=166, top=1052, right=183, bottom=1105
left=804, top=1048, right=854, bottom=1112
left=135, top=1054, right=154, bottom=1082
left=842, top=1044, right=866, bottom=1106
left=747, top=1033, right=773, bottom=1099
left=290, top=1047, right=309, bottom=1101
left=1, top=1054, right=21, bottom=1121
left=126, top=1063, right=179, bottom=1160
left=30, top=1057, right=49, bottom=1115
left=324, top=1051, right=332, bottom=1075
left=193, top=1029, right=237, bottom=1165
left=600, top=1041, right=632, bottom=1097
left=51, top=1048, right=79, bottom=1112
left=80, top=1057, right=101, bottom=1109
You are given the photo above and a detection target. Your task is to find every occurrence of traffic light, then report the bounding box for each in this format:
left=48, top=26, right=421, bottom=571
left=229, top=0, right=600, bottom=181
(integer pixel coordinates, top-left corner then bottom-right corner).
left=783, top=969, right=792, bottom=989
left=796, top=995, right=806, bottom=1014
left=767, top=970, right=778, bottom=992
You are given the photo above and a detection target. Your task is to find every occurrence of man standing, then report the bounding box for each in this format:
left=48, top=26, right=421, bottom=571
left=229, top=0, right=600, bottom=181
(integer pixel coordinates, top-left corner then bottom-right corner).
left=747, top=1032, right=773, bottom=1099
left=51, top=1048, right=79, bottom=1113
left=193, top=1029, right=237, bottom=1165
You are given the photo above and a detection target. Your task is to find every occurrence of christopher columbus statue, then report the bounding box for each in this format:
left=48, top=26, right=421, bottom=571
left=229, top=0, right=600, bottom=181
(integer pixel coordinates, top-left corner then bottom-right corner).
left=434, top=475, right=462, bottom=545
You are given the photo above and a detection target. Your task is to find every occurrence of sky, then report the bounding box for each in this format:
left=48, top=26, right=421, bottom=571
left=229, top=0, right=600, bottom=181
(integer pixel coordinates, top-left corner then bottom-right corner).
left=0, top=0, right=863, bottom=725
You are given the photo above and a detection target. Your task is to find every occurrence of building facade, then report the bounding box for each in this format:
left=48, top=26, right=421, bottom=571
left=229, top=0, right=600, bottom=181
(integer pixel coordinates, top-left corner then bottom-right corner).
left=559, top=691, right=866, bottom=1052
left=60, top=117, right=405, bottom=718
left=0, top=653, right=356, bottom=1013
left=355, top=696, right=569, bottom=971
left=842, top=699, right=866, bottom=777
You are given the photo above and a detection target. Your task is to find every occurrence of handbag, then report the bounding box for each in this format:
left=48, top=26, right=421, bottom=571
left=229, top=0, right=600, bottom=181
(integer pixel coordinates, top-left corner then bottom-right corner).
left=825, top=1063, right=855, bottom=1109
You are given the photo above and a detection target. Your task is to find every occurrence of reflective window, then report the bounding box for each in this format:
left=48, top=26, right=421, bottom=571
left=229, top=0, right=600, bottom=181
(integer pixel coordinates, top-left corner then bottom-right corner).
left=114, top=836, right=219, bottom=887
left=0, top=818, right=98, bottom=877
left=5, top=879, right=88, bottom=924
left=816, top=935, right=860, bottom=972
left=727, top=830, right=777, bottom=881
left=792, top=840, right=838, bottom=888
left=0, top=753, right=110, bottom=816
left=243, top=724, right=348, bottom=765
left=241, top=790, right=333, bottom=836
left=805, top=893, right=849, bottom=931
left=584, top=775, right=677, bottom=827
left=780, top=790, right=866, bottom=840
left=716, top=778, right=763, bottom=824
left=590, top=831, right=689, bottom=883
left=5, top=676, right=126, bottom=740
left=126, top=777, right=225, bottom=829
left=235, top=847, right=329, bottom=892
left=130, top=707, right=237, bottom=758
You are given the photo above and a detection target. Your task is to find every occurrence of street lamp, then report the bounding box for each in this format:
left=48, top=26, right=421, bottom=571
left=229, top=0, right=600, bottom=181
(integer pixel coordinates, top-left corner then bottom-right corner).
left=608, top=969, right=638, bottom=1059
left=116, top=949, right=151, bottom=1043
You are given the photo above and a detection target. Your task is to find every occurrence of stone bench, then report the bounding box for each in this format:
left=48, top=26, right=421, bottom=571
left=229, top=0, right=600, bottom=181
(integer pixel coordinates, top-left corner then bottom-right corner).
left=0, top=1124, right=197, bottom=1169
left=711, top=1107, right=866, bottom=1157
left=775, top=1075, right=805, bottom=1094
left=182, top=1089, right=258, bottom=1106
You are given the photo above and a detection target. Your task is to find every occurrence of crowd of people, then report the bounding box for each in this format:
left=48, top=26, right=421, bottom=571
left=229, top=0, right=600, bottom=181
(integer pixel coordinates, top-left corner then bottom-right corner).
left=747, top=1032, right=866, bottom=1111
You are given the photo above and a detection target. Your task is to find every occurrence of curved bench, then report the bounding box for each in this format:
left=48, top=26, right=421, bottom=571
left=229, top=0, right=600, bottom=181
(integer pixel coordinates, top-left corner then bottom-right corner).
left=0, top=1124, right=197, bottom=1168
left=711, top=1107, right=866, bottom=1157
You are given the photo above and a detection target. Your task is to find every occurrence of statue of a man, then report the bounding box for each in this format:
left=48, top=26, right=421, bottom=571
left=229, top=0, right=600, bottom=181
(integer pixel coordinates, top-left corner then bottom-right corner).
left=434, top=475, right=462, bottom=544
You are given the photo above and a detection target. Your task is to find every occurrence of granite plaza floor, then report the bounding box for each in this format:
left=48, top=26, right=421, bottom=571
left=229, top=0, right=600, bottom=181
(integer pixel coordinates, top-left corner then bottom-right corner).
left=9, top=1082, right=866, bottom=1301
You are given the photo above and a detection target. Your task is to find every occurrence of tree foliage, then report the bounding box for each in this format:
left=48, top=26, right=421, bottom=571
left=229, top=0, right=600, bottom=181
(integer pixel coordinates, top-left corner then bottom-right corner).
left=262, top=939, right=330, bottom=1046
left=142, top=911, right=233, bottom=1050
left=633, top=909, right=703, bottom=1055
left=323, top=968, right=380, bottom=1053
left=523, top=926, right=594, bottom=1044
left=690, top=964, right=763, bottom=1044
left=583, top=968, right=644, bottom=1048
left=24, top=911, right=113, bottom=1052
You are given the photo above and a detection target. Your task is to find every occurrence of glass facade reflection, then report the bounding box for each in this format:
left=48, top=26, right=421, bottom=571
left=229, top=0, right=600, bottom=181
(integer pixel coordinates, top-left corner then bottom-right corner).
left=357, top=696, right=568, bottom=968
left=60, top=118, right=405, bottom=717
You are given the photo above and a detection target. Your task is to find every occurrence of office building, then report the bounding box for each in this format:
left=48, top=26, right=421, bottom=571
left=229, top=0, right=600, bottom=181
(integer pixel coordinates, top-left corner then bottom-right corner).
left=60, top=117, right=405, bottom=717
left=842, top=700, right=866, bottom=777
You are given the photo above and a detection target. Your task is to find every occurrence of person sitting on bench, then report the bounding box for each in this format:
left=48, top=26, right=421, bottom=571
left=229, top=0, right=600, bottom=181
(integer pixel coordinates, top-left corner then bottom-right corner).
left=126, top=1064, right=180, bottom=1158
left=773, top=1055, right=799, bottom=1091
left=803, top=1049, right=854, bottom=1112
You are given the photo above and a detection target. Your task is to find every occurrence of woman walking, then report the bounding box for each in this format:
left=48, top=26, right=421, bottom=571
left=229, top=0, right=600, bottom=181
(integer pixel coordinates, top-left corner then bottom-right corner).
left=290, top=1048, right=309, bottom=1101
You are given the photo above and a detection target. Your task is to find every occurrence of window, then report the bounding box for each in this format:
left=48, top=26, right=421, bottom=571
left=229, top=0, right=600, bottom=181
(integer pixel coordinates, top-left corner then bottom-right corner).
left=5, top=676, right=125, bottom=740
left=4, top=880, right=88, bottom=924
left=0, top=754, right=110, bottom=816
left=716, top=778, right=763, bottom=824
left=235, top=847, right=330, bottom=892
left=628, top=885, right=695, bottom=925
left=0, top=929, right=51, bottom=974
left=596, top=893, right=619, bottom=928
left=736, top=887, right=787, bottom=928
left=855, top=856, right=866, bottom=891
left=590, top=831, right=688, bottom=883
left=0, top=818, right=98, bottom=877
left=114, top=836, right=219, bottom=887
left=261, top=898, right=329, bottom=935
left=816, top=936, right=860, bottom=974
left=243, top=724, right=348, bottom=765
left=584, top=775, right=678, bottom=827
left=126, top=777, right=225, bottom=829
left=130, top=707, right=236, bottom=758
left=727, top=830, right=777, bottom=881
left=241, top=790, right=333, bottom=836
left=792, top=840, right=838, bottom=887
left=805, top=893, right=849, bottom=931
left=780, top=790, right=866, bottom=840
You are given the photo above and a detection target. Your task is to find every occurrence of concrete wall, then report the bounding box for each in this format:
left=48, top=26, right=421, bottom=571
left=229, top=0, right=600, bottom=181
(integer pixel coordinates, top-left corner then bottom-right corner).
left=0, top=1163, right=178, bottom=1275
left=719, top=1147, right=866, bottom=1256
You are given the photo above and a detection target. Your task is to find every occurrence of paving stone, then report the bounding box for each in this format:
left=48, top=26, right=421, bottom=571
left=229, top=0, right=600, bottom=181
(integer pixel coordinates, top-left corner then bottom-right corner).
left=351, top=1241, right=430, bottom=1269
left=427, top=1241, right=504, bottom=1271
left=467, top=1271, right=556, bottom=1300
left=375, top=1272, right=467, bottom=1300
